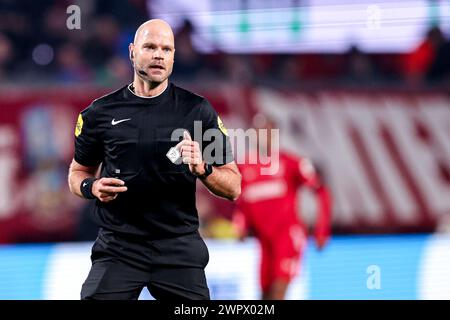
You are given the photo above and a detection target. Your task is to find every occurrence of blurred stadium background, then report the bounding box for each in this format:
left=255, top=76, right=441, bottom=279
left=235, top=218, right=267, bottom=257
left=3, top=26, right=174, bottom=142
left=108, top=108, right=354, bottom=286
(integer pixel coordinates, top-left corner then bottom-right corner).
left=0, top=0, right=449, bottom=299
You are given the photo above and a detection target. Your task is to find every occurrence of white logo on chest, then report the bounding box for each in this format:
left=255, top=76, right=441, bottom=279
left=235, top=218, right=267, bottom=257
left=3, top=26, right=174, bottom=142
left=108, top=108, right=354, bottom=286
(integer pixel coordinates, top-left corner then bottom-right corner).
left=111, top=118, right=131, bottom=126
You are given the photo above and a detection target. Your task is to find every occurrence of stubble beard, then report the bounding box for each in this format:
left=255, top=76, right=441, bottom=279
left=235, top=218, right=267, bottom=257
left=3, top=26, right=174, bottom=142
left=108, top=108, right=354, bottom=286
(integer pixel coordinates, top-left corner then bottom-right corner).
left=134, top=62, right=172, bottom=88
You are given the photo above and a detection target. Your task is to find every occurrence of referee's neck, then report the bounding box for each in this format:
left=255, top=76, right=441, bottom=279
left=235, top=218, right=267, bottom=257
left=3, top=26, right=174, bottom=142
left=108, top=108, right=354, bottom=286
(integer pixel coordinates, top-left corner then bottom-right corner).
left=132, top=79, right=168, bottom=98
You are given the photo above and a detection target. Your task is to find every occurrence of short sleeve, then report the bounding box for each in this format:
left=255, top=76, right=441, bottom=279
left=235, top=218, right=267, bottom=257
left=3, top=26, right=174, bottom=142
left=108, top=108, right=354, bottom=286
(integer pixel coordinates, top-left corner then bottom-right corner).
left=74, top=104, right=103, bottom=167
left=199, top=100, right=234, bottom=166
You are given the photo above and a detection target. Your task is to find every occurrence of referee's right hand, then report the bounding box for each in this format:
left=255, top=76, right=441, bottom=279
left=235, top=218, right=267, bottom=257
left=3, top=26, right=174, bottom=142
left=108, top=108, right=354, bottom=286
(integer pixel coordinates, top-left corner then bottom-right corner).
left=92, top=178, right=127, bottom=202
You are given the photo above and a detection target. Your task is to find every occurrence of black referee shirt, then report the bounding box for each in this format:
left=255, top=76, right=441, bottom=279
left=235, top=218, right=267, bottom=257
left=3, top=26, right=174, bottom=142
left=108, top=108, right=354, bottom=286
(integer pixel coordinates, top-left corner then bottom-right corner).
left=74, top=82, right=234, bottom=238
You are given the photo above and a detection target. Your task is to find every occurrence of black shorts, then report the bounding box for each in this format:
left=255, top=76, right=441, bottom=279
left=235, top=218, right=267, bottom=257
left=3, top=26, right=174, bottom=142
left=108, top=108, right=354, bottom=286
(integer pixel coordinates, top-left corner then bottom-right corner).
left=81, top=228, right=210, bottom=300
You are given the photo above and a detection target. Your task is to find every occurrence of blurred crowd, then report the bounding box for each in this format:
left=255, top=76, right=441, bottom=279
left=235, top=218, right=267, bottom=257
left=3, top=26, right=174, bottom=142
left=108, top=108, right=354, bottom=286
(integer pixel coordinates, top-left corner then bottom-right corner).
left=0, top=0, right=450, bottom=88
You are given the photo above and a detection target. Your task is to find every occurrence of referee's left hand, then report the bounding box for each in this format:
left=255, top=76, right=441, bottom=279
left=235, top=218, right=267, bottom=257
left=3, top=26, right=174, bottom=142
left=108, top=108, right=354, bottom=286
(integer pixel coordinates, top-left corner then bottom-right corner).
left=177, top=131, right=205, bottom=176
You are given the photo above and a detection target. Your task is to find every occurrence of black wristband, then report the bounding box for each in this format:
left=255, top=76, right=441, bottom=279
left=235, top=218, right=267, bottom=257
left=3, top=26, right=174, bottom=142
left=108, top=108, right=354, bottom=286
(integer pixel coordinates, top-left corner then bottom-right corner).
left=197, top=163, right=213, bottom=180
left=80, top=177, right=97, bottom=199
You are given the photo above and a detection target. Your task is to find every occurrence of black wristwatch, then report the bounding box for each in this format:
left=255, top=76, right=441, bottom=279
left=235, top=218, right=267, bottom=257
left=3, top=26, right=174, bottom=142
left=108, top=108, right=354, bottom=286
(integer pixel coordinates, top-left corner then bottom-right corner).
left=197, top=162, right=213, bottom=179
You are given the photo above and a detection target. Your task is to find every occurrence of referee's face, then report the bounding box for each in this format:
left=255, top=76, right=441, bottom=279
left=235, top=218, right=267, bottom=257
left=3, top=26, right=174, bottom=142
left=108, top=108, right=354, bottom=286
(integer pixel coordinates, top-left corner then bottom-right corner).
left=130, top=21, right=175, bottom=84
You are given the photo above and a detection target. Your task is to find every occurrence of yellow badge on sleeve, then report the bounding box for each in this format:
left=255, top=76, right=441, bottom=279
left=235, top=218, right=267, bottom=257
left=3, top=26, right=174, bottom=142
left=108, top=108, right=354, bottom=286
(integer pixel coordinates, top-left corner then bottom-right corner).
left=75, top=114, right=83, bottom=137
left=217, top=116, right=228, bottom=136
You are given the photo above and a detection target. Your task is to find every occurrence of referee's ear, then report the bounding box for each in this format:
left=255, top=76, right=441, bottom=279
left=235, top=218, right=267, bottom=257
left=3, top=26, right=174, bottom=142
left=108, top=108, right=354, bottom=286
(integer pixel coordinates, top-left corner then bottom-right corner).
left=129, top=43, right=134, bottom=62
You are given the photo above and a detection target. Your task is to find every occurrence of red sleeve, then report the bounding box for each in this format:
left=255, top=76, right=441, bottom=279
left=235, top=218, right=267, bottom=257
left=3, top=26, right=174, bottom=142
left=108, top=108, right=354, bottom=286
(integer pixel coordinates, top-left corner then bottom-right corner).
left=232, top=165, right=250, bottom=237
left=232, top=196, right=250, bottom=238
left=314, top=184, right=332, bottom=249
left=291, top=155, right=332, bottom=248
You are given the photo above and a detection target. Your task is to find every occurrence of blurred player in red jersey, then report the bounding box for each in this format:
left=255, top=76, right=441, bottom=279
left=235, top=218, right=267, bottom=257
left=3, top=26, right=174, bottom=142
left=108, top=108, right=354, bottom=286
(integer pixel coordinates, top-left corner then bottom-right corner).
left=233, top=114, right=332, bottom=300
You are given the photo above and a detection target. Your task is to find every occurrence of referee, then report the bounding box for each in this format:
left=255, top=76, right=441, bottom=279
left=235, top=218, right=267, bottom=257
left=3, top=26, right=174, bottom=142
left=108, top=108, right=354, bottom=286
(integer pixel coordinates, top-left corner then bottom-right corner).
left=68, top=19, right=241, bottom=300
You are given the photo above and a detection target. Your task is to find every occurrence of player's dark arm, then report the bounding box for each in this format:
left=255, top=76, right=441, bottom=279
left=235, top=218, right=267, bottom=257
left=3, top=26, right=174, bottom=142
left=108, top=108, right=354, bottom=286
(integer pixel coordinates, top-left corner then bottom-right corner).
left=199, top=161, right=241, bottom=201
left=68, top=159, right=127, bottom=202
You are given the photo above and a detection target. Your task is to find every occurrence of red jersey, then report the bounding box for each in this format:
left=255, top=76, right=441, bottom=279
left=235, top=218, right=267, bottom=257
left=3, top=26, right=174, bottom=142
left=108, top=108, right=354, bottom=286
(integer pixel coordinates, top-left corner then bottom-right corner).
left=236, top=151, right=331, bottom=245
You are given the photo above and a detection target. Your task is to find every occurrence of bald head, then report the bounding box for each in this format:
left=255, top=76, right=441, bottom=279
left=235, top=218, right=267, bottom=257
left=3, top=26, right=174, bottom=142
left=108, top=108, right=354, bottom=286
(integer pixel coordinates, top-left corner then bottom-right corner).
left=129, top=19, right=175, bottom=86
left=133, top=19, right=174, bottom=47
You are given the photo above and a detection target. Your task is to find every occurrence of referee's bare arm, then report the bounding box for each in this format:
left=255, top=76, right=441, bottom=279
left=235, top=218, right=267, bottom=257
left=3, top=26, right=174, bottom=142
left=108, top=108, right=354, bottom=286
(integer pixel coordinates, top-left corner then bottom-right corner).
left=178, top=132, right=241, bottom=201
left=199, top=161, right=241, bottom=201
left=68, top=159, right=127, bottom=202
